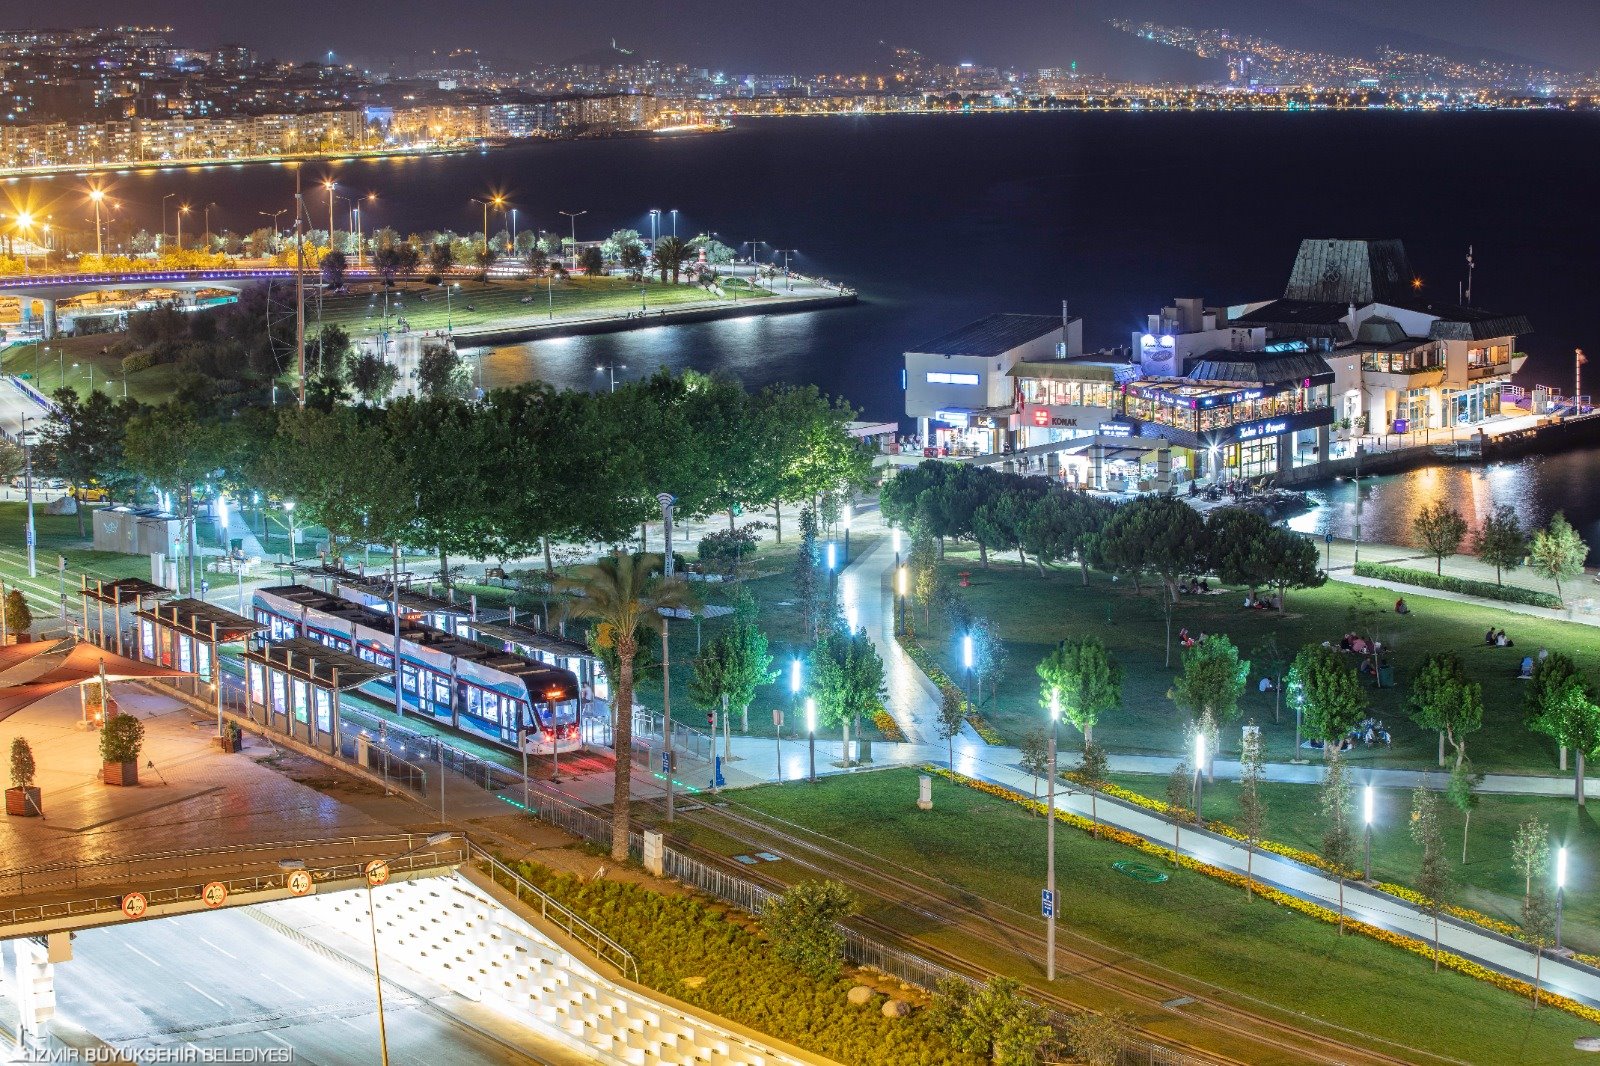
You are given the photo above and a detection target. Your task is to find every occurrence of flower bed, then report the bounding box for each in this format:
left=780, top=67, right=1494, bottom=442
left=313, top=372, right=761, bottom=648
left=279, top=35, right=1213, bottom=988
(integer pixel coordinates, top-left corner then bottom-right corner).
left=506, top=860, right=980, bottom=1065
left=1352, top=561, right=1563, bottom=609
left=871, top=704, right=907, bottom=743
left=898, top=635, right=1004, bottom=745
left=931, top=767, right=1600, bottom=1025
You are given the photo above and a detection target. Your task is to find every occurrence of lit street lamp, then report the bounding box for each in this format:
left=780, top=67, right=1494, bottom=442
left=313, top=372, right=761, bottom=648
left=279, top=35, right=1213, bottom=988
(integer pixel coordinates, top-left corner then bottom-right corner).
left=88, top=188, right=105, bottom=256
left=558, top=209, right=587, bottom=271
left=896, top=565, right=908, bottom=637
left=1363, top=784, right=1374, bottom=882
left=1192, top=731, right=1207, bottom=820
left=177, top=203, right=191, bottom=251
left=1556, top=845, right=1569, bottom=950
left=841, top=502, right=853, bottom=564
left=596, top=357, right=626, bottom=393
left=962, top=632, right=974, bottom=718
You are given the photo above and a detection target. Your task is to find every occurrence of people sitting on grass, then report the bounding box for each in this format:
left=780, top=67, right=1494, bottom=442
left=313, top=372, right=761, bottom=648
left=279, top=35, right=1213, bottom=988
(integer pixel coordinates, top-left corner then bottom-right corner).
left=1519, top=655, right=1535, bottom=679
left=1395, top=597, right=1410, bottom=615
left=1496, top=629, right=1514, bottom=648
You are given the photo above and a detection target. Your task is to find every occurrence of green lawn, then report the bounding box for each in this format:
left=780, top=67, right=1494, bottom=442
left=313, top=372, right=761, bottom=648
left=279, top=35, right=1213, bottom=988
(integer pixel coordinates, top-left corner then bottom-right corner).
left=313, top=274, right=772, bottom=340
left=730, top=768, right=1597, bottom=1064
left=0, top=335, right=182, bottom=406
left=1100, top=770, right=1600, bottom=956
left=917, top=553, right=1600, bottom=774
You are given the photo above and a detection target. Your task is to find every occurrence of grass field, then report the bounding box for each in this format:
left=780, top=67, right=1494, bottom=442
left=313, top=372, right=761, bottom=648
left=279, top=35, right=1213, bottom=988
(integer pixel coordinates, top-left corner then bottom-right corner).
left=0, top=335, right=182, bottom=406
left=724, top=768, right=1597, bottom=1064
left=313, top=274, right=772, bottom=340
left=914, top=552, right=1600, bottom=774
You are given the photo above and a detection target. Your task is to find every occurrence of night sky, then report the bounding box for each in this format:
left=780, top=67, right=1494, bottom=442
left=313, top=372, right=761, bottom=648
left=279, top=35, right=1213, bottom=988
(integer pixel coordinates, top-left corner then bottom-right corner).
left=16, top=0, right=1600, bottom=74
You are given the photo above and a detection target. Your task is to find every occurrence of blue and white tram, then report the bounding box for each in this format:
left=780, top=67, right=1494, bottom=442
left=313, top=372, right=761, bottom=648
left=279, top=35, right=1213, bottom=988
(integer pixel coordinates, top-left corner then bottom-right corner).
left=252, top=584, right=582, bottom=756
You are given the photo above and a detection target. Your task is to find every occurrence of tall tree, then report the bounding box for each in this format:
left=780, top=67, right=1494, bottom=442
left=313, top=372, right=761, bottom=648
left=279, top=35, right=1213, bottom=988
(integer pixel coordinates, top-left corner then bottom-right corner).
left=1512, top=816, right=1551, bottom=903
left=44, top=388, right=142, bottom=533
left=936, top=684, right=966, bottom=770
left=1259, top=526, right=1327, bottom=612
left=688, top=590, right=776, bottom=752
left=320, top=248, right=347, bottom=289
left=1448, top=761, right=1481, bottom=864
left=559, top=552, right=690, bottom=861
left=349, top=351, right=399, bottom=405
left=651, top=235, right=693, bottom=283
left=1169, top=635, right=1249, bottom=772
left=809, top=624, right=887, bottom=765
left=1412, top=501, right=1469, bottom=575
left=1320, top=752, right=1356, bottom=933
left=416, top=343, right=469, bottom=399
left=1408, top=651, right=1484, bottom=770
left=1471, top=504, right=1527, bottom=585
left=1409, top=785, right=1451, bottom=969
left=1036, top=636, right=1123, bottom=748
left=1288, top=644, right=1367, bottom=760
left=1206, top=507, right=1274, bottom=591
left=968, top=616, right=1009, bottom=704
left=1525, top=659, right=1600, bottom=805
left=1523, top=883, right=1557, bottom=1010
left=123, top=404, right=241, bottom=594
left=1529, top=512, right=1588, bottom=602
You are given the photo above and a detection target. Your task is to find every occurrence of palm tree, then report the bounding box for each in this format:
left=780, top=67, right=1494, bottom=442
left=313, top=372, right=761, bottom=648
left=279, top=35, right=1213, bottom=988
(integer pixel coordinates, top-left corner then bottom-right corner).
left=560, top=552, right=691, bottom=861
left=651, top=236, right=693, bottom=284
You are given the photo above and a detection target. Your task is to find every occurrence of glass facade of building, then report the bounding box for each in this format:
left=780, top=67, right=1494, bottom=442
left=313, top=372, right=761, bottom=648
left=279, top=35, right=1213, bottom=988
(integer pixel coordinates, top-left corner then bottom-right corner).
left=1121, top=380, right=1330, bottom=435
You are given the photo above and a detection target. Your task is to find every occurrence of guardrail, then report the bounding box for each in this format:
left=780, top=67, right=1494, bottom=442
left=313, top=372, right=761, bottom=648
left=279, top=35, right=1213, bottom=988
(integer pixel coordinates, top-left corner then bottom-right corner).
left=473, top=846, right=639, bottom=983
left=0, top=837, right=467, bottom=931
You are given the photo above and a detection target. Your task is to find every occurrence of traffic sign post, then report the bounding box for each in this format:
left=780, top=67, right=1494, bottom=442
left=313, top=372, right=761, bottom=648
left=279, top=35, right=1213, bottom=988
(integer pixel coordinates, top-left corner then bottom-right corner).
left=286, top=869, right=314, bottom=896
left=365, top=859, right=390, bottom=888
left=121, top=892, right=148, bottom=920
left=201, top=881, right=228, bottom=908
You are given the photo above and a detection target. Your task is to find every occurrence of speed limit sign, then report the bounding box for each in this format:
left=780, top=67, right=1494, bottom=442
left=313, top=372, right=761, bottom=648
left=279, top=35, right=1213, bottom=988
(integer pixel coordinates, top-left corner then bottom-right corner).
left=364, top=860, right=390, bottom=888
left=286, top=869, right=314, bottom=896
left=121, top=892, right=148, bottom=920
left=201, top=881, right=228, bottom=908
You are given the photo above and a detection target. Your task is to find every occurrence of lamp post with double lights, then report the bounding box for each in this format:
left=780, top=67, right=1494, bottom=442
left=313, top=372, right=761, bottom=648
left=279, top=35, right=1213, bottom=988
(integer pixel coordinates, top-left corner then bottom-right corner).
left=559, top=209, right=586, bottom=271
left=596, top=357, right=626, bottom=393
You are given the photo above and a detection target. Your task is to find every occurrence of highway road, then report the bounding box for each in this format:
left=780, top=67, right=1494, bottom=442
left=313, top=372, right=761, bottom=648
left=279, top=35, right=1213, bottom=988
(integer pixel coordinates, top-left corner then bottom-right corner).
left=45, top=906, right=561, bottom=1065
left=0, top=374, right=50, bottom=443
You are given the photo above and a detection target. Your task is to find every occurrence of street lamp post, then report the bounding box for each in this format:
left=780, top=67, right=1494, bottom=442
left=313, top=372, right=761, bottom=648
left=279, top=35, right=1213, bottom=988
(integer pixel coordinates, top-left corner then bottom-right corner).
left=323, top=179, right=337, bottom=247
left=88, top=188, right=105, bottom=257
left=1192, top=731, right=1206, bottom=821
left=806, top=696, right=816, bottom=784
left=203, top=202, right=218, bottom=251
left=962, top=633, right=974, bottom=718
left=346, top=832, right=454, bottom=1066
left=595, top=358, right=626, bottom=393
left=775, top=248, right=797, bottom=291
left=1363, top=784, right=1374, bottom=882
left=649, top=209, right=660, bottom=247
left=841, top=502, right=852, bottom=564
left=177, top=204, right=190, bottom=251
left=1556, top=846, right=1569, bottom=950
left=284, top=501, right=297, bottom=567
left=559, top=210, right=587, bottom=271
left=162, top=193, right=176, bottom=249
left=896, top=565, right=908, bottom=638
left=670, top=208, right=678, bottom=239
left=20, top=414, right=35, bottom=577
left=1046, top=689, right=1060, bottom=981
left=826, top=541, right=837, bottom=605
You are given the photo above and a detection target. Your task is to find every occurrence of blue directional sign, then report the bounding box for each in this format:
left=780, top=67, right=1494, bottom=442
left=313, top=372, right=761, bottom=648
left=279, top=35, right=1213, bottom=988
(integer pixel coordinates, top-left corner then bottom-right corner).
left=1325, top=531, right=1334, bottom=545
left=662, top=751, right=673, bottom=775
left=710, top=755, right=726, bottom=789
left=1041, top=889, right=1056, bottom=918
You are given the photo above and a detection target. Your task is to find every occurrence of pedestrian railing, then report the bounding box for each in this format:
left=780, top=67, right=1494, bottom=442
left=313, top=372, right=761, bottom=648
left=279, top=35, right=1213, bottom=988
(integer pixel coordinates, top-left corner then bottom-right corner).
left=0, top=836, right=468, bottom=931
left=473, top=845, right=639, bottom=983
left=0, top=831, right=460, bottom=898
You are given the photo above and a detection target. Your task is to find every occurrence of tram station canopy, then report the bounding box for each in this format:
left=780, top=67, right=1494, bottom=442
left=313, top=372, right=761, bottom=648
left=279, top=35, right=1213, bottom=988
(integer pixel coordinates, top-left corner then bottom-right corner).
left=0, top=640, right=191, bottom=722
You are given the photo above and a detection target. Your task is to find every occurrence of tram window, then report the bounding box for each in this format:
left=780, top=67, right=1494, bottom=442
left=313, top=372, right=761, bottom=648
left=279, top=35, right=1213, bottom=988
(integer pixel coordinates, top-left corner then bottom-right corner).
left=292, top=679, right=309, bottom=723
left=270, top=671, right=286, bottom=716
left=197, top=645, right=211, bottom=682
left=481, top=690, right=501, bottom=724
left=432, top=676, right=452, bottom=707
left=400, top=663, right=419, bottom=695
left=177, top=635, right=192, bottom=673
left=314, top=689, right=332, bottom=733
left=140, top=620, right=155, bottom=660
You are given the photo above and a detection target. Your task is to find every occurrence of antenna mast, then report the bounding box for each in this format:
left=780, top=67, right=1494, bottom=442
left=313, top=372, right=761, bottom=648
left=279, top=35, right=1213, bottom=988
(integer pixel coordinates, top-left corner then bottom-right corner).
left=1464, top=244, right=1474, bottom=307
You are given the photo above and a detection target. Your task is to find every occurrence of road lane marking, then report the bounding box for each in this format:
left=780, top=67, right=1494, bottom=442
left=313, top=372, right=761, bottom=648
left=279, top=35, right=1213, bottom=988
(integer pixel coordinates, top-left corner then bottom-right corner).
left=184, top=981, right=226, bottom=1009
left=198, top=936, right=237, bottom=960
left=262, top=974, right=303, bottom=999
left=262, top=1032, right=292, bottom=1049
left=124, top=942, right=162, bottom=967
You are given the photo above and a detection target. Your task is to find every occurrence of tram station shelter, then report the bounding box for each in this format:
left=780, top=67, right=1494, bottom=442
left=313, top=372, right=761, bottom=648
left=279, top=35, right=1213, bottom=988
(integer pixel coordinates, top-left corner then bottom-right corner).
left=132, top=598, right=263, bottom=698
left=239, top=636, right=392, bottom=755
left=79, top=576, right=170, bottom=657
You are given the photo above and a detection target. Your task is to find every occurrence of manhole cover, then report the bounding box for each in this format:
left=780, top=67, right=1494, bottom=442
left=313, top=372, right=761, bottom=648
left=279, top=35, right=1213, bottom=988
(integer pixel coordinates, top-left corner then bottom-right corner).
left=1112, top=860, right=1169, bottom=883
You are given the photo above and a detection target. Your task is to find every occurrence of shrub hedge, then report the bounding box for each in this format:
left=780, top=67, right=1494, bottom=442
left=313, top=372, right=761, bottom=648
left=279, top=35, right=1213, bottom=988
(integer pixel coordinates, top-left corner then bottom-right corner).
left=1352, top=561, right=1563, bottom=608
left=508, top=861, right=983, bottom=1066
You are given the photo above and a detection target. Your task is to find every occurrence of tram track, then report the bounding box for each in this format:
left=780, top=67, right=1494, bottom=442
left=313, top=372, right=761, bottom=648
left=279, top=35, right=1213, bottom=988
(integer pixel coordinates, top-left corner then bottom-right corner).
left=663, top=795, right=1465, bottom=1066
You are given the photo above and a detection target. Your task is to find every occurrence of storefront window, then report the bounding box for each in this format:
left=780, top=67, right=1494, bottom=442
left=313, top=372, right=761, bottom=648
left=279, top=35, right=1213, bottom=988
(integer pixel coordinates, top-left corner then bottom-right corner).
left=1468, top=344, right=1510, bottom=369
left=1018, top=379, right=1117, bottom=408
left=1360, top=347, right=1441, bottom=373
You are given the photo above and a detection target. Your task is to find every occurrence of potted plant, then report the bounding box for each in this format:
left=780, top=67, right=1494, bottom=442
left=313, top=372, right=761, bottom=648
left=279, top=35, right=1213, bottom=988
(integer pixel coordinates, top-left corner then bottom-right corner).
left=100, top=712, right=145, bottom=786
left=217, top=721, right=244, bottom=753
left=6, top=737, right=39, bottom=816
